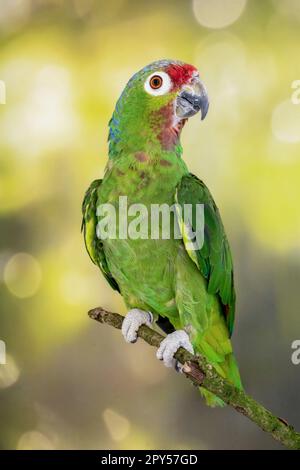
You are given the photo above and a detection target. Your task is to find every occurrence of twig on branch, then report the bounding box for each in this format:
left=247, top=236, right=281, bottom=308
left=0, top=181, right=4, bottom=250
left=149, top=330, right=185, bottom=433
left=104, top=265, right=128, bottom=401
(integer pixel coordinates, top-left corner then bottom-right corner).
left=88, top=306, right=300, bottom=450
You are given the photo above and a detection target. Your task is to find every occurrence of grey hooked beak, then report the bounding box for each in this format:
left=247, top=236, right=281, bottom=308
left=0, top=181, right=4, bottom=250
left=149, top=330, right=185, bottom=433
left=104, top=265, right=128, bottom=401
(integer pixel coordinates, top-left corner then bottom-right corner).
left=176, top=78, right=209, bottom=120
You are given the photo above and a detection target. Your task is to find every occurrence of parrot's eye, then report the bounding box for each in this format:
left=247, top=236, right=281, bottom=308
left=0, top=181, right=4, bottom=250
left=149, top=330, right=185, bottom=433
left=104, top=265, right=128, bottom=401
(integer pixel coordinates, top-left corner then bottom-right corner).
left=144, top=71, right=172, bottom=96
left=150, top=75, right=162, bottom=89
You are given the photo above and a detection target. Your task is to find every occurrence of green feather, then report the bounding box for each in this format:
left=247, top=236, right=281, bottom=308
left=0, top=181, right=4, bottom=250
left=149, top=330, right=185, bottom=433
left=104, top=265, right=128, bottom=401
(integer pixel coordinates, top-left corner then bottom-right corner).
left=176, top=174, right=236, bottom=336
left=82, top=179, right=120, bottom=292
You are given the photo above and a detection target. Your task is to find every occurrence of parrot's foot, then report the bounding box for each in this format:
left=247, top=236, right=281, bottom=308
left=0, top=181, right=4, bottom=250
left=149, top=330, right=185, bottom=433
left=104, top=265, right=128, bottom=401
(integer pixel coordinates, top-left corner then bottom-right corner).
left=156, top=330, right=194, bottom=371
left=121, top=308, right=153, bottom=343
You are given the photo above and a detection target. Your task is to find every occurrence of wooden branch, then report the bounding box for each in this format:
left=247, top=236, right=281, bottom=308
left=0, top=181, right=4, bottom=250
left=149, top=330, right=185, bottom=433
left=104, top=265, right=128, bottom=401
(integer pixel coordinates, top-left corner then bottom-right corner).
left=88, top=306, right=300, bottom=450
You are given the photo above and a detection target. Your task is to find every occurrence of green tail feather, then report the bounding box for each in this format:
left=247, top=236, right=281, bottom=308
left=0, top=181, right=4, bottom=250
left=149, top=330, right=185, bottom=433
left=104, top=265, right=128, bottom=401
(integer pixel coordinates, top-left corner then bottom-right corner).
left=199, top=387, right=226, bottom=407
left=200, top=353, right=242, bottom=407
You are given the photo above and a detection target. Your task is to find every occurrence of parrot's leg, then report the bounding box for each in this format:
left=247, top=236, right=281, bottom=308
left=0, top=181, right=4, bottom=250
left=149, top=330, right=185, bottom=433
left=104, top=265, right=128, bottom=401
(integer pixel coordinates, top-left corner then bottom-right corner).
left=156, top=330, right=194, bottom=370
left=121, top=308, right=153, bottom=343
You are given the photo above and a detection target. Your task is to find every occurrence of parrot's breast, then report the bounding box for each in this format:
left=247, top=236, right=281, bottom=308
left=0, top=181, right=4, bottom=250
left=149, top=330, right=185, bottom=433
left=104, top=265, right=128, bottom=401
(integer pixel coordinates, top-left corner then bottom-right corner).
left=98, top=156, right=187, bottom=320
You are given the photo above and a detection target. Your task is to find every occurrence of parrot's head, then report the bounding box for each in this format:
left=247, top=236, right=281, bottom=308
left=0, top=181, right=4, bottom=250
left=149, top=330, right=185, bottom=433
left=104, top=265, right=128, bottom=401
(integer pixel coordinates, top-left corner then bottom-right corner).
left=108, top=59, right=209, bottom=156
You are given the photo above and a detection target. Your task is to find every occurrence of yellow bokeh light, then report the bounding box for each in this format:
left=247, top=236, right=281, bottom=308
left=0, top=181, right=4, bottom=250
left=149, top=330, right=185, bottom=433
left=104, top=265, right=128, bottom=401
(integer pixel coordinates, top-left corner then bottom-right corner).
left=4, top=252, right=42, bottom=298
left=17, top=430, right=54, bottom=450
left=192, top=0, right=247, bottom=29
left=103, top=408, right=131, bottom=442
left=271, top=99, right=300, bottom=143
left=60, top=270, right=93, bottom=305
left=0, top=354, right=20, bottom=389
left=2, top=64, right=79, bottom=159
left=272, top=0, right=300, bottom=22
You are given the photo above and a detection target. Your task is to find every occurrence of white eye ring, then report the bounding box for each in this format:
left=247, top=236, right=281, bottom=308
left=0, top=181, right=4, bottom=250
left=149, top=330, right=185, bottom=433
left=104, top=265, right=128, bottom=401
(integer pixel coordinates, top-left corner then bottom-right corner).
left=144, top=71, right=172, bottom=96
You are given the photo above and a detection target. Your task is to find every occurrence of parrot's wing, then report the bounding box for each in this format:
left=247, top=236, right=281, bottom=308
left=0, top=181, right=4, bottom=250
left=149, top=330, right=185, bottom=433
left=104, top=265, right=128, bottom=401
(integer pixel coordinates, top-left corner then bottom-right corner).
left=82, top=179, right=120, bottom=292
left=175, top=173, right=236, bottom=336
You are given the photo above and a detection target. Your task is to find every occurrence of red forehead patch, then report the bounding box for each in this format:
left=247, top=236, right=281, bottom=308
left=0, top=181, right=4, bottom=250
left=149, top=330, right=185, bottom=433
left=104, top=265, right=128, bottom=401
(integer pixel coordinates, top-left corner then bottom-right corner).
left=166, top=63, right=197, bottom=88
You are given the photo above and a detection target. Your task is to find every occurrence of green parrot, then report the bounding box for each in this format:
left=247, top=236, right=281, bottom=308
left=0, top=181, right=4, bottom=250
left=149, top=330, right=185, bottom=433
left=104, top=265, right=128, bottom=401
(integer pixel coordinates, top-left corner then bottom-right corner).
left=82, top=59, right=242, bottom=406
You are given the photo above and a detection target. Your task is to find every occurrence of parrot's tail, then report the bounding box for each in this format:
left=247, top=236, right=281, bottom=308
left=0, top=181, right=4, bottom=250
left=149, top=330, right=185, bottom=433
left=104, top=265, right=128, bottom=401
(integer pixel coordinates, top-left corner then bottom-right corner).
left=199, top=353, right=242, bottom=407
left=199, top=388, right=226, bottom=407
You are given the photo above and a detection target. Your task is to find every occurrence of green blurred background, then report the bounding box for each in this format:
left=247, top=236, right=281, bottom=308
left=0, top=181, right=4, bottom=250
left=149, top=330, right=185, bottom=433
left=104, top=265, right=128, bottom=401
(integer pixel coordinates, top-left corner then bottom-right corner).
left=0, top=0, right=300, bottom=450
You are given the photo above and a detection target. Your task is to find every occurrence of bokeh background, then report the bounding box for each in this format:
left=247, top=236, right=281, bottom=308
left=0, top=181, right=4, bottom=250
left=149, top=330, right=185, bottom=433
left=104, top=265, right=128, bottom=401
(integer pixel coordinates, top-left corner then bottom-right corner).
left=0, top=0, right=300, bottom=450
